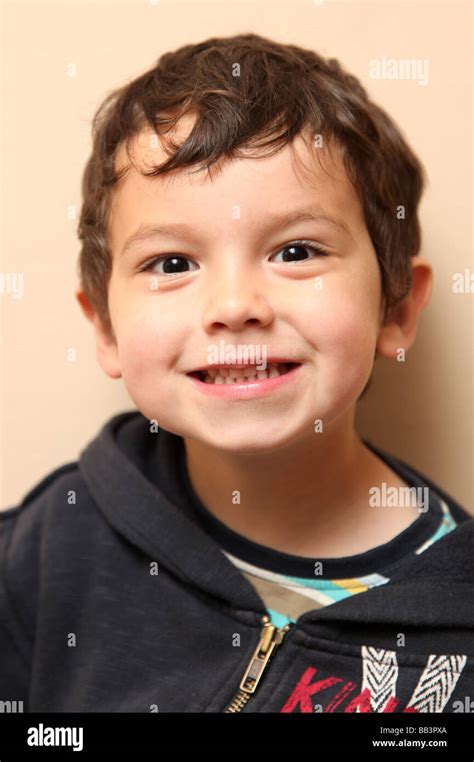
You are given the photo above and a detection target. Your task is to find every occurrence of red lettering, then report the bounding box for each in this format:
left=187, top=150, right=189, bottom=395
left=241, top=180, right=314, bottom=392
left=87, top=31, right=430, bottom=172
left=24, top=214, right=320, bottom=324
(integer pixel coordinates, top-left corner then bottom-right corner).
left=280, top=667, right=343, bottom=713
left=281, top=666, right=420, bottom=713
left=325, top=681, right=357, bottom=712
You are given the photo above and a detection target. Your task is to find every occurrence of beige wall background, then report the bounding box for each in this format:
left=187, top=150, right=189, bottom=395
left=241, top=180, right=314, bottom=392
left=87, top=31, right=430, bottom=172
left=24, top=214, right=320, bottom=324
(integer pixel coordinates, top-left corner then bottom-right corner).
left=1, top=0, right=472, bottom=511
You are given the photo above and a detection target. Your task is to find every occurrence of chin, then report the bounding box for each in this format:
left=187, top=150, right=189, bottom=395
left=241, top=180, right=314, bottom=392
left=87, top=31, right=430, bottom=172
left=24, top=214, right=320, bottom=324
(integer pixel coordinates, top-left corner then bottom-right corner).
left=195, top=421, right=310, bottom=455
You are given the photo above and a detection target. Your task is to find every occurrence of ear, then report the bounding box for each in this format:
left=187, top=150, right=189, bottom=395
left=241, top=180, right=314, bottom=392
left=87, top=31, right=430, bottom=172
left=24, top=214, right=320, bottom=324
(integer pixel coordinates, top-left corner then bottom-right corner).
left=376, top=256, right=433, bottom=359
left=75, top=288, right=122, bottom=379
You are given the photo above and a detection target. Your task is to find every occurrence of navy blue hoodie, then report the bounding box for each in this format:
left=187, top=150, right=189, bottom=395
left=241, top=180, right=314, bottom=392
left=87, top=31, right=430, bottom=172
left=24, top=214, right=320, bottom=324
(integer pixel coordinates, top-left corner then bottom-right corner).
left=1, top=411, right=473, bottom=713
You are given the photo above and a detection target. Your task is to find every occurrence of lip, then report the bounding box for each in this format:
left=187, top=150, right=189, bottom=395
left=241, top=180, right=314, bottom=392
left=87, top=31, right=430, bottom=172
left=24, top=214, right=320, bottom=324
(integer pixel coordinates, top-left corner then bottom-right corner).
left=186, top=362, right=303, bottom=400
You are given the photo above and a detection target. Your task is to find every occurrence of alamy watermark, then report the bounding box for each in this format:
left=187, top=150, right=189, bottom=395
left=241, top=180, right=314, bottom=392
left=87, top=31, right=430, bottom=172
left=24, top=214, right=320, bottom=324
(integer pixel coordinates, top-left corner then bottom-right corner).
left=27, top=723, right=83, bottom=752
left=369, top=57, right=429, bottom=87
left=369, top=482, right=430, bottom=513
left=0, top=272, right=24, bottom=299
left=452, top=269, right=474, bottom=294
left=207, top=341, right=267, bottom=370
left=0, top=699, right=24, bottom=712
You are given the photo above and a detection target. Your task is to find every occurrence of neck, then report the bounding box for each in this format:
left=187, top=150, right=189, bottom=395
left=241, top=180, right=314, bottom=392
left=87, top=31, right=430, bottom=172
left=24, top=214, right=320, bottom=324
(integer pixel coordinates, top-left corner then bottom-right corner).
left=183, top=408, right=413, bottom=557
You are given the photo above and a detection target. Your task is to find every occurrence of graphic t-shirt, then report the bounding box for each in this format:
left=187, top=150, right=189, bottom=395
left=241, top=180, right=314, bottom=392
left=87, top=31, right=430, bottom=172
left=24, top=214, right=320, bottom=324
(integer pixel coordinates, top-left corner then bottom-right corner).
left=178, top=448, right=459, bottom=629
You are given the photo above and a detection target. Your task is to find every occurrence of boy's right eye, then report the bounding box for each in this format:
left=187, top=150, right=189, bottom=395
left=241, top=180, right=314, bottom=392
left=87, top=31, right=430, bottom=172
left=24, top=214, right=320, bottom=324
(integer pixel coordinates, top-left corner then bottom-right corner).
left=139, top=255, right=199, bottom=277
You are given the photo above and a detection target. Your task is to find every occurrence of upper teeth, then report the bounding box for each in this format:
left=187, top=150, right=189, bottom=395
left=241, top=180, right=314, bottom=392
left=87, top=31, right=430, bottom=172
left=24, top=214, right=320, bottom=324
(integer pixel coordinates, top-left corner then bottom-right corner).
left=201, top=363, right=288, bottom=383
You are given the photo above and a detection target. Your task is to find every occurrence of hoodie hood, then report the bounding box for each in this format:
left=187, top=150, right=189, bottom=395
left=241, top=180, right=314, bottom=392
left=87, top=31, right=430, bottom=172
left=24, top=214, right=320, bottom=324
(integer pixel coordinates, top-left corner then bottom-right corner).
left=79, top=410, right=474, bottom=632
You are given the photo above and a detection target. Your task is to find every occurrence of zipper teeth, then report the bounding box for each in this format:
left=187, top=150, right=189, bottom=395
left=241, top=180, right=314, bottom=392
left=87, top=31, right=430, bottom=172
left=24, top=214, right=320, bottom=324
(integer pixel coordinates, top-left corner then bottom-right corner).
left=224, top=690, right=252, bottom=713
left=223, top=616, right=292, bottom=713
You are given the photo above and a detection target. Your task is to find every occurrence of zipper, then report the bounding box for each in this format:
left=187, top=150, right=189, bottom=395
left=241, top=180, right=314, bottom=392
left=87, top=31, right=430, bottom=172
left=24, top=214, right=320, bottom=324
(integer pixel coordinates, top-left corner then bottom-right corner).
left=223, top=614, right=292, bottom=713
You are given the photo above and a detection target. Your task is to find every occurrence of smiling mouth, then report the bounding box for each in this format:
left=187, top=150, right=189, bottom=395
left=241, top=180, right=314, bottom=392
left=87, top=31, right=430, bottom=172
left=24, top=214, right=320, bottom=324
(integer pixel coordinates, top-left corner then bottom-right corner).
left=188, top=362, right=300, bottom=384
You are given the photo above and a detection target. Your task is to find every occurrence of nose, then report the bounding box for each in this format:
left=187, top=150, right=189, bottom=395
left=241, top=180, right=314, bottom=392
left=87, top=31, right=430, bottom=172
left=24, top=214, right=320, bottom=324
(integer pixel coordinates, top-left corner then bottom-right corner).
left=201, top=263, right=274, bottom=333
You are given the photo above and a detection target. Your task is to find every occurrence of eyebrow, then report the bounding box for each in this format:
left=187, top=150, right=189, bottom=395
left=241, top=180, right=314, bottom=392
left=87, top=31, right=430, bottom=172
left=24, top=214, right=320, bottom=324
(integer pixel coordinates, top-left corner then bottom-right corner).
left=120, top=206, right=353, bottom=258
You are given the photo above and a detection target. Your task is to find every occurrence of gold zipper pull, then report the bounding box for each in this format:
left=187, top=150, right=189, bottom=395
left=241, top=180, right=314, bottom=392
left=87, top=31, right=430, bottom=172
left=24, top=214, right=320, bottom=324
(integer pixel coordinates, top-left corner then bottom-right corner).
left=224, top=615, right=292, bottom=713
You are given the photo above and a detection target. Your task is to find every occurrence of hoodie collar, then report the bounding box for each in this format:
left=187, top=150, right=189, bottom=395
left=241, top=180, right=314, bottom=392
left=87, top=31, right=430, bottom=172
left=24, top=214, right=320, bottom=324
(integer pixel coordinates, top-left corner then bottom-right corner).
left=79, top=411, right=474, bottom=629
left=79, top=411, right=266, bottom=620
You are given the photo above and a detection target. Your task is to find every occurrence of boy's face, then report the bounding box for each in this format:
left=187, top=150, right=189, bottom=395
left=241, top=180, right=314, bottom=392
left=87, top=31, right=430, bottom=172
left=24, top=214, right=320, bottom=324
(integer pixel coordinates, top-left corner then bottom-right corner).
left=88, top=122, right=386, bottom=452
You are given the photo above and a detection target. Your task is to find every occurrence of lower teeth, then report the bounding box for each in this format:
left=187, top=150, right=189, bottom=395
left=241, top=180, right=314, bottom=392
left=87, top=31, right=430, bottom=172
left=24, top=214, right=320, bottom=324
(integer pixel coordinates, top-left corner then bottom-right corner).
left=206, top=376, right=270, bottom=384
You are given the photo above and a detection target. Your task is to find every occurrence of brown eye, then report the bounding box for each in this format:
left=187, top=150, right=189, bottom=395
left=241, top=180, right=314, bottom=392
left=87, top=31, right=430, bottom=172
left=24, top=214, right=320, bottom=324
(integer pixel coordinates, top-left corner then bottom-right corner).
left=271, top=240, right=329, bottom=263
left=140, top=255, right=199, bottom=276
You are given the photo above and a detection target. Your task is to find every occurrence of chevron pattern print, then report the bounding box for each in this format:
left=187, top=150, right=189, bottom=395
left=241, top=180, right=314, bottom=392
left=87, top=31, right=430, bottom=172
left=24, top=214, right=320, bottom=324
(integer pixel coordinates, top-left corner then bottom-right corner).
left=360, top=646, right=399, bottom=713
left=280, top=648, right=469, bottom=713
left=405, top=654, right=468, bottom=713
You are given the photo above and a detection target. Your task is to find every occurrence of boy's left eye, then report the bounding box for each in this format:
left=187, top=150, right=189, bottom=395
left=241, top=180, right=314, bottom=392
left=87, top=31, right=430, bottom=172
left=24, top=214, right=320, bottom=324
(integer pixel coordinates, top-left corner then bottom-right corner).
left=270, top=240, right=329, bottom=263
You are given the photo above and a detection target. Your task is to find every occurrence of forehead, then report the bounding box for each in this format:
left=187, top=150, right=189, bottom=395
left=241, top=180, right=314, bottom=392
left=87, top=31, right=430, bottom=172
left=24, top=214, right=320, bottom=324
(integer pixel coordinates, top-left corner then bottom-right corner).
left=107, top=118, right=365, bottom=255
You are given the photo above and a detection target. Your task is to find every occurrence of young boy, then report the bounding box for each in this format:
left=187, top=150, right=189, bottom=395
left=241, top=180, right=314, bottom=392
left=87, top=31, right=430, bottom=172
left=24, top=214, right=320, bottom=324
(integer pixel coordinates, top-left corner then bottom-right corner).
left=1, top=33, right=473, bottom=715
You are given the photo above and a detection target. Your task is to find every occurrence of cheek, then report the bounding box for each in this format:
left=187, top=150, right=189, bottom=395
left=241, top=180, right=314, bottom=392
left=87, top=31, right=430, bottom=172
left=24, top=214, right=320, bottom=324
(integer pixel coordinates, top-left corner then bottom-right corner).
left=112, top=301, right=185, bottom=387
left=295, top=274, right=380, bottom=375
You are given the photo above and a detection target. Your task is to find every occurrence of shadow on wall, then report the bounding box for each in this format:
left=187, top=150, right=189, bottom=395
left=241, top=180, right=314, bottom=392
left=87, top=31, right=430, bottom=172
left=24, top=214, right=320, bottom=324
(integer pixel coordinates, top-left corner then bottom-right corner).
left=355, top=314, right=472, bottom=514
